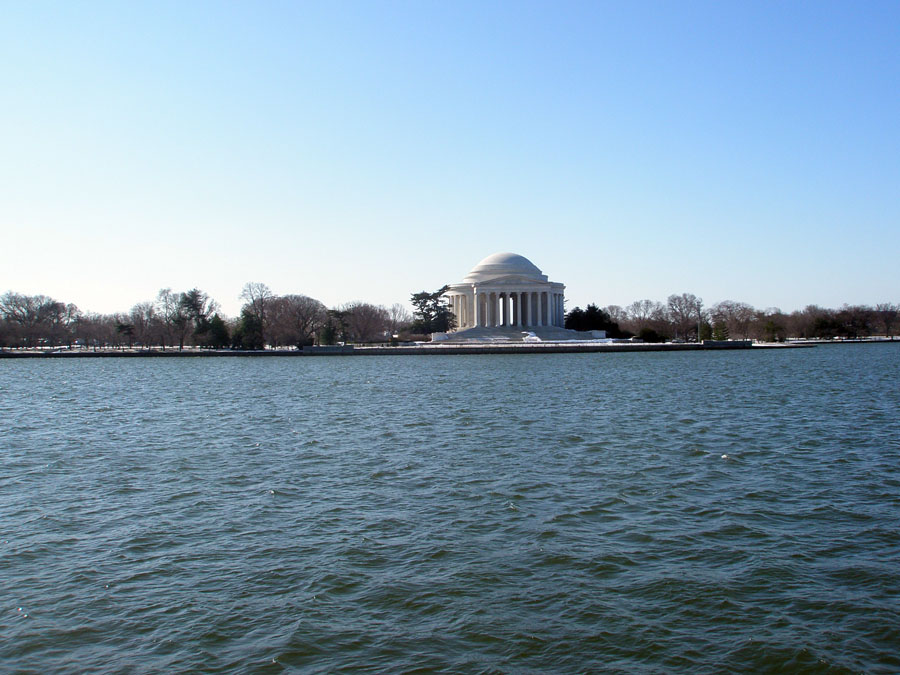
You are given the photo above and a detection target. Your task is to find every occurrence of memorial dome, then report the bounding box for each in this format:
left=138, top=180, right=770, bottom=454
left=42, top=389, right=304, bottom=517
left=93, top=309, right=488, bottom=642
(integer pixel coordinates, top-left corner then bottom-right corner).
left=463, top=252, right=547, bottom=283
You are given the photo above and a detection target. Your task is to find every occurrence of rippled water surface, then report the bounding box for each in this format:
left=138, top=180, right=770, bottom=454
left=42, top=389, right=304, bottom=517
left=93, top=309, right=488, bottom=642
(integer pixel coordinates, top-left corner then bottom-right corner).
left=2, top=345, right=900, bottom=673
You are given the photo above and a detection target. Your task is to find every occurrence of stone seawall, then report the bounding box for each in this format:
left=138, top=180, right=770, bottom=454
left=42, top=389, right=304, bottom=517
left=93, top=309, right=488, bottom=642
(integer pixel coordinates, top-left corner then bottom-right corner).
left=1, top=340, right=799, bottom=358
left=346, top=341, right=762, bottom=355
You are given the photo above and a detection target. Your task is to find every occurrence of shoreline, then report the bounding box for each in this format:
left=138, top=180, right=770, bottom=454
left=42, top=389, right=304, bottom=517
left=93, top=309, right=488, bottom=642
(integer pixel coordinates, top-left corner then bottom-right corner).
left=0, top=340, right=828, bottom=358
left=3, top=338, right=895, bottom=359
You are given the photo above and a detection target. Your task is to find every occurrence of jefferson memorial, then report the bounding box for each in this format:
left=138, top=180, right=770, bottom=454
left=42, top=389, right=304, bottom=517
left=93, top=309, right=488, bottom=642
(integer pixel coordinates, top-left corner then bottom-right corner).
left=445, top=252, right=566, bottom=330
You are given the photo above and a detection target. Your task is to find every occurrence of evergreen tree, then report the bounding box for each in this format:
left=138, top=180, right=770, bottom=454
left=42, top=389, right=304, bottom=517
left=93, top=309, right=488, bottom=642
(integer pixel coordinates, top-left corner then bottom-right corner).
left=318, top=322, right=338, bottom=345
left=712, top=321, right=729, bottom=341
left=565, top=303, right=627, bottom=337
left=232, top=308, right=265, bottom=349
left=116, top=322, right=135, bottom=348
left=565, top=307, right=585, bottom=330
left=410, top=286, right=455, bottom=333
left=638, top=327, right=666, bottom=343
left=206, top=314, right=230, bottom=348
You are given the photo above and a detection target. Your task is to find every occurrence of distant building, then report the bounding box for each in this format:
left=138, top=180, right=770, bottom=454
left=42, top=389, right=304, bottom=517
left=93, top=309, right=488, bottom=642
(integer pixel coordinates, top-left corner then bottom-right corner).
left=445, top=252, right=566, bottom=330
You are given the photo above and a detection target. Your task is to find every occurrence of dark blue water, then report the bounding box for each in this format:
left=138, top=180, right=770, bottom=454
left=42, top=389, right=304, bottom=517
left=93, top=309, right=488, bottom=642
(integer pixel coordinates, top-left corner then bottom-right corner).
left=2, top=345, right=899, bottom=672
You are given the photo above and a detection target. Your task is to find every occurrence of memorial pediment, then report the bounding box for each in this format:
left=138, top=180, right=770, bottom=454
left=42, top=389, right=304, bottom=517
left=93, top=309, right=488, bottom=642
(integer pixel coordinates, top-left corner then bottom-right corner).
left=480, top=274, right=546, bottom=286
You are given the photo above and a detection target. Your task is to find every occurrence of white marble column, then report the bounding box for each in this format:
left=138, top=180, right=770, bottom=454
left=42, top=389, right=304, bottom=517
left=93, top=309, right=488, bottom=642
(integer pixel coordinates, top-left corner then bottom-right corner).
left=481, top=292, right=486, bottom=327
left=488, top=292, right=495, bottom=327
left=541, top=291, right=550, bottom=326
left=476, top=292, right=482, bottom=327
left=539, top=291, right=545, bottom=326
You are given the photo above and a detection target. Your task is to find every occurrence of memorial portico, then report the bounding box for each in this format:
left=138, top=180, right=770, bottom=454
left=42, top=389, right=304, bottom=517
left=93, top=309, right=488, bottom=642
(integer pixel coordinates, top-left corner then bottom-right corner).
left=445, top=252, right=566, bottom=329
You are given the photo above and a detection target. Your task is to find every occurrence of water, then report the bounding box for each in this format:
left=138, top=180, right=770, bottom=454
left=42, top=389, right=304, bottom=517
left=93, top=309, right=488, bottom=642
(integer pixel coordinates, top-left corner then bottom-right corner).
left=2, top=345, right=899, bottom=673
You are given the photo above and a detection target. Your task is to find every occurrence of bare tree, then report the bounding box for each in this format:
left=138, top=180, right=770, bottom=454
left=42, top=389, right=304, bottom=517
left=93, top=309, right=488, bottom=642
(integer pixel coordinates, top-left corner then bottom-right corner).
left=0, top=291, right=70, bottom=347
left=0, top=317, right=15, bottom=348
left=875, top=303, right=899, bottom=337
left=626, top=299, right=661, bottom=332
left=667, top=293, right=704, bottom=341
left=837, top=304, right=874, bottom=339
left=387, top=303, right=412, bottom=335
left=269, top=294, right=327, bottom=348
left=342, top=302, right=389, bottom=343
left=72, top=312, right=119, bottom=350
left=240, top=282, right=274, bottom=343
left=789, top=305, right=824, bottom=339
left=155, top=288, right=186, bottom=349
left=61, top=304, right=81, bottom=347
left=710, top=300, right=757, bottom=340
left=604, top=305, right=627, bottom=325
left=751, top=307, right=788, bottom=342
left=130, top=301, right=158, bottom=348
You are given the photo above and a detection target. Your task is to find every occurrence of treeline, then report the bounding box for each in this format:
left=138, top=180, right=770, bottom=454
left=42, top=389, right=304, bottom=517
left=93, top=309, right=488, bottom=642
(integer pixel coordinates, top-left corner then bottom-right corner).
left=232, top=283, right=413, bottom=349
left=3, top=285, right=898, bottom=350
left=566, top=293, right=900, bottom=342
left=0, top=284, right=415, bottom=350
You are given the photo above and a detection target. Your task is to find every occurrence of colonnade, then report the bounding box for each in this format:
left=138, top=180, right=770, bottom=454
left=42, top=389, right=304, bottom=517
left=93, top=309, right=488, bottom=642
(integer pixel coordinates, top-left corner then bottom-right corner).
left=447, top=288, right=565, bottom=329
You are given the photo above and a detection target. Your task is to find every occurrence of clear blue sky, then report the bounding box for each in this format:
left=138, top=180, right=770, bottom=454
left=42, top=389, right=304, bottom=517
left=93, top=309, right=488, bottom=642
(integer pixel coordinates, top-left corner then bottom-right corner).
left=2, top=1, right=898, bottom=318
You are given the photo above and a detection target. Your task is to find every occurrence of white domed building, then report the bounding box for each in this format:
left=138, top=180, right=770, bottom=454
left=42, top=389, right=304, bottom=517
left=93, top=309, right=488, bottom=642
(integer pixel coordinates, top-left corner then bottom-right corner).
left=445, top=252, right=566, bottom=330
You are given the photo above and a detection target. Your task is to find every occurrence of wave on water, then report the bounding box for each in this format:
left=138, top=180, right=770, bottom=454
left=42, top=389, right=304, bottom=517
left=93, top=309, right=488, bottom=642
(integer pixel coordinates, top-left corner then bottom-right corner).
left=1, top=346, right=899, bottom=672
